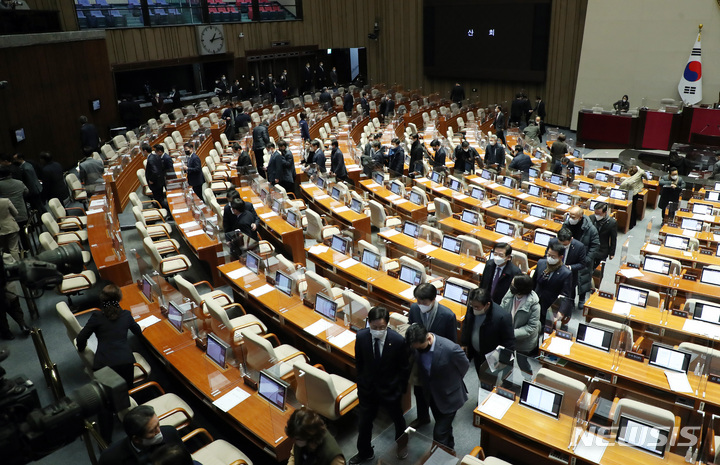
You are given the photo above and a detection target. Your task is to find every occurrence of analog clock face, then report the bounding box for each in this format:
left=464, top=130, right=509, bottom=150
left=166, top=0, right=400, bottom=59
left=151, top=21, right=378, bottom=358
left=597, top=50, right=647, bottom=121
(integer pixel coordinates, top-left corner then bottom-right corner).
left=199, top=25, right=225, bottom=55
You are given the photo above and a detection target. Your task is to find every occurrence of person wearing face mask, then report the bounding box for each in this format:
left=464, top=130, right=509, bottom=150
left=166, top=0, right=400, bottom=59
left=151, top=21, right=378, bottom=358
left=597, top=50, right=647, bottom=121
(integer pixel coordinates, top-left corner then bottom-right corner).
left=545, top=228, right=588, bottom=309
left=265, top=141, right=283, bottom=185
left=453, top=140, right=479, bottom=175
left=407, top=283, right=457, bottom=428
left=429, top=139, right=447, bottom=169
left=99, top=405, right=185, bottom=465
left=409, top=133, right=426, bottom=176
left=286, top=408, right=345, bottom=465
left=350, top=307, right=410, bottom=464
left=533, top=242, right=573, bottom=324
left=563, top=207, right=599, bottom=310
left=552, top=156, right=575, bottom=184
left=658, top=167, right=686, bottom=222
left=387, top=138, right=405, bottom=176
left=484, top=134, right=506, bottom=173
left=460, top=288, right=515, bottom=375
left=589, top=202, right=617, bottom=270
left=406, top=323, right=469, bottom=450
left=184, top=141, right=203, bottom=199
left=480, top=243, right=522, bottom=305
left=618, top=164, right=646, bottom=229
left=613, top=94, right=630, bottom=113
left=500, top=275, right=540, bottom=355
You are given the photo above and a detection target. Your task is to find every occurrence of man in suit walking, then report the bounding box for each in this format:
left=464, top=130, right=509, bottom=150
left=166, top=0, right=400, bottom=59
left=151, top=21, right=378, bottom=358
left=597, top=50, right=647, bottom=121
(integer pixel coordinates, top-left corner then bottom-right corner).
left=184, top=141, right=203, bottom=199
left=408, top=283, right=457, bottom=427
left=329, top=139, right=349, bottom=183
left=360, top=91, right=370, bottom=116
left=265, top=142, right=283, bottom=186
left=406, top=323, right=469, bottom=450
left=484, top=134, right=506, bottom=172
left=546, top=228, right=589, bottom=308
left=589, top=202, right=617, bottom=268
left=480, top=243, right=521, bottom=305
left=143, top=144, right=168, bottom=211
left=278, top=140, right=296, bottom=194
left=350, top=307, right=410, bottom=464
left=343, top=90, right=354, bottom=114
left=533, top=241, right=574, bottom=325
left=252, top=120, right=270, bottom=178
left=493, top=105, right=506, bottom=146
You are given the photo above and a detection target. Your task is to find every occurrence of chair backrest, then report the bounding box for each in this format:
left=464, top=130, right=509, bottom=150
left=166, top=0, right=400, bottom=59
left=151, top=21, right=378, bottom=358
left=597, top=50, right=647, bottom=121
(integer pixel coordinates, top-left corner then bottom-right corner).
left=458, top=235, right=483, bottom=257
left=41, top=212, right=60, bottom=235
left=682, top=298, right=720, bottom=317
left=240, top=330, right=277, bottom=371
left=434, top=198, right=453, bottom=221
left=164, top=136, right=176, bottom=151
left=189, top=120, right=200, bottom=132
left=304, top=209, right=324, bottom=241
left=47, top=198, right=66, bottom=220
left=419, top=224, right=442, bottom=245
left=135, top=221, right=150, bottom=241
left=342, top=289, right=371, bottom=322
left=39, top=231, right=58, bottom=251
left=410, top=186, right=428, bottom=206
left=589, top=317, right=633, bottom=348
left=398, top=256, right=426, bottom=283
left=206, top=156, right=217, bottom=173
left=142, top=237, right=162, bottom=269
left=368, top=200, right=387, bottom=229
left=175, top=275, right=203, bottom=306
left=137, top=168, right=149, bottom=188
left=446, top=277, right=478, bottom=292
left=220, top=133, right=230, bottom=148
left=534, top=368, right=588, bottom=417
left=131, top=206, right=147, bottom=225
left=208, top=113, right=219, bottom=124
left=172, top=130, right=183, bottom=145
left=677, top=342, right=720, bottom=371
left=511, top=250, right=529, bottom=273
left=305, top=270, right=334, bottom=305
left=128, top=192, right=142, bottom=210
left=56, top=301, right=95, bottom=369
left=357, top=239, right=380, bottom=257
left=113, top=134, right=128, bottom=150
left=202, top=166, right=213, bottom=184
left=611, top=398, right=676, bottom=434
left=292, top=361, right=341, bottom=419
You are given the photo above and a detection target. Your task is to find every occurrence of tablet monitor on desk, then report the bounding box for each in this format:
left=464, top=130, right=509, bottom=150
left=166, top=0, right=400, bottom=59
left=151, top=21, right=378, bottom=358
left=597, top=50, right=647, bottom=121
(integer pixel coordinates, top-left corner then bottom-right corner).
left=664, top=234, right=689, bottom=251
left=167, top=301, right=186, bottom=333
left=529, top=167, right=540, bottom=179
left=448, top=178, right=462, bottom=192
left=706, top=191, right=720, bottom=202
left=519, top=380, right=563, bottom=418
left=502, top=177, right=515, bottom=189
left=573, top=165, right=582, bottom=175
left=330, top=234, right=351, bottom=255
left=714, top=182, right=720, bottom=191
left=398, top=265, right=422, bottom=286
left=578, top=181, right=593, bottom=193
left=441, top=234, right=462, bottom=254
left=361, top=249, right=381, bottom=270
left=443, top=281, right=471, bottom=305
left=616, top=414, right=670, bottom=457
left=314, top=292, right=338, bottom=321
left=286, top=210, right=298, bottom=227
left=389, top=182, right=403, bottom=196
left=701, top=268, right=720, bottom=286
left=275, top=270, right=293, bottom=296
left=271, top=199, right=283, bottom=214
left=692, top=203, right=713, bottom=215
left=549, top=174, right=564, bottom=185
left=575, top=323, right=613, bottom=352
left=461, top=209, right=480, bottom=225
left=259, top=188, right=269, bottom=204
left=694, top=302, right=720, bottom=325
left=573, top=149, right=581, bottom=158
left=556, top=192, right=572, bottom=205
left=206, top=333, right=230, bottom=369
left=527, top=184, right=541, bottom=197
left=373, top=172, right=385, bottom=186
left=610, top=163, right=623, bottom=173
left=595, top=172, right=609, bottom=182
left=246, top=251, right=261, bottom=275
left=402, top=221, right=420, bottom=238
left=470, top=187, right=485, bottom=201
left=408, top=190, right=423, bottom=205
left=528, top=204, right=547, bottom=219
left=534, top=230, right=556, bottom=247
left=330, top=186, right=341, bottom=201
left=616, top=284, right=649, bottom=308
left=350, top=198, right=363, bottom=214
left=642, top=256, right=671, bottom=275
left=645, top=171, right=653, bottom=180
left=315, top=176, right=326, bottom=189
left=495, top=219, right=515, bottom=237
left=429, top=170, right=442, bottom=183
left=680, top=217, right=703, bottom=232
left=498, top=195, right=514, bottom=210
left=258, top=370, right=289, bottom=411
left=480, top=169, right=493, bottom=180
left=609, top=188, right=628, bottom=201
left=142, top=275, right=154, bottom=303
left=648, top=343, right=691, bottom=373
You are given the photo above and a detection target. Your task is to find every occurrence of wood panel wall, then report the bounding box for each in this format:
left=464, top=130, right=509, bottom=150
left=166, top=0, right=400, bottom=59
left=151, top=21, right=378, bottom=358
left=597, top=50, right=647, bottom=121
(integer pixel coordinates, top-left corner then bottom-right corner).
left=25, top=0, right=79, bottom=32
left=0, top=37, right=117, bottom=170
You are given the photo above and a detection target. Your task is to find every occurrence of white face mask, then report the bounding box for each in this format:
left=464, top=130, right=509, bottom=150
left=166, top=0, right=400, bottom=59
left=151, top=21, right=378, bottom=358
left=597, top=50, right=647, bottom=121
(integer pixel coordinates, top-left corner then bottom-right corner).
left=417, top=303, right=433, bottom=313
left=490, top=141, right=496, bottom=146
left=670, top=175, right=678, bottom=180
left=594, top=214, right=605, bottom=221
left=295, top=440, right=308, bottom=448
left=472, top=306, right=487, bottom=316
left=492, top=256, right=506, bottom=266
left=370, top=329, right=386, bottom=340
left=567, top=217, right=580, bottom=225
left=140, top=431, right=163, bottom=447
left=546, top=256, right=559, bottom=266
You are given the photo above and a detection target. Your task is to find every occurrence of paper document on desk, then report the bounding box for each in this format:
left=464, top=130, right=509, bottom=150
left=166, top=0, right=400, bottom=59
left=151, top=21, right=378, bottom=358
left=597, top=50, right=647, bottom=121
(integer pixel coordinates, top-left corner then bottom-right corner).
left=179, top=221, right=199, bottom=229
left=399, top=286, right=417, bottom=301
left=424, top=446, right=458, bottom=465
left=453, top=193, right=469, bottom=200
left=477, top=392, right=514, bottom=420
left=612, top=301, right=631, bottom=316
left=382, top=229, right=399, bottom=238
left=308, top=245, right=330, bottom=255
left=665, top=371, right=693, bottom=393
left=562, top=187, right=574, bottom=194
left=90, top=199, right=107, bottom=207
left=337, top=258, right=359, bottom=269
left=87, top=209, right=104, bottom=215
left=166, top=193, right=183, bottom=198
left=186, top=229, right=205, bottom=237
left=301, top=182, right=314, bottom=188
left=472, top=263, right=485, bottom=274
left=573, top=431, right=608, bottom=463
left=249, top=284, right=275, bottom=297
left=386, top=194, right=401, bottom=201
left=595, top=196, right=608, bottom=202
left=497, top=235, right=513, bottom=244
left=517, top=193, right=530, bottom=199
left=212, top=387, right=250, bottom=412
left=334, top=206, right=350, bottom=213
left=487, top=183, right=500, bottom=189
left=392, top=198, right=408, bottom=205
left=366, top=182, right=380, bottom=189
left=682, top=229, right=697, bottom=238
left=645, top=244, right=661, bottom=253
left=618, top=268, right=644, bottom=279
left=138, top=315, right=161, bottom=330
left=259, top=212, right=278, bottom=219
left=252, top=202, right=263, bottom=209
left=714, top=234, right=720, bottom=242
left=683, top=319, right=720, bottom=339
left=435, top=186, right=450, bottom=192
left=173, top=208, right=189, bottom=214
left=415, top=177, right=429, bottom=183
left=304, top=319, right=333, bottom=336
left=418, top=244, right=437, bottom=254
left=524, top=216, right=540, bottom=224
left=329, top=330, right=355, bottom=348
left=227, top=267, right=251, bottom=280
left=315, top=194, right=330, bottom=200
left=557, top=204, right=570, bottom=210
left=547, top=337, right=573, bottom=356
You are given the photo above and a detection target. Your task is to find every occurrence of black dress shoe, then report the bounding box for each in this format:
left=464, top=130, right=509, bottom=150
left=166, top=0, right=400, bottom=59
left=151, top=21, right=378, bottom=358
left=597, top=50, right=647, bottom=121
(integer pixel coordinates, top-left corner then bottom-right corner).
left=0, top=331, right=15, bottom=340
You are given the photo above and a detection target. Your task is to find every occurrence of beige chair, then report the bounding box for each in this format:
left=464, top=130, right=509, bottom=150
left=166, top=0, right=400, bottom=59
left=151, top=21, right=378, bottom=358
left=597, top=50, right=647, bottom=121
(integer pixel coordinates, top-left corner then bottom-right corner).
left=433, top=198, right=453, bottom=222
left=682, top=299, right=720, bottom=317
left=419, top=224, right=443, bottom=246
left=189, top=120, right=200, bottom=132
left=368, top=200, right=401, bottom=230
left=610, top=398, right=678, bottom=450
left=511, top=250, right=529, bottom=273
left=58, top=267, right=97, bottom=306
left=589, top=318, right=640, bottom=352
left=357, top=239, right=397, bottom=272
left=132, top=207, right=172, bottom=238
left=293, top=361, right=358, bottom=420
left=205, top=299, right=265, bottom=344
left=47, top=198, right=86, bottom=230
left=143, top=237, right=191, bottom=277
left=135, top=222, right=180, bottom=256
left=445, top=277, right=478, bottom=293
left=41, top=213, right=88, bottom=245
left=101, top=143, right=118, bottom=161
left=398, top=256, right=427, bottom=283
left=202, top=167, right=233, bottom=196
left=458, top=235, right=484, bottom=257
left=182, top=428, right=254, bottom=465
left=410, top=186, right=435, bottom=213
left=123, top=381, right=194, bottom=430
left=678, top=342, right=720, bottom=371
left=65, top=173, right=88, bottom=205
left=460, top=447, right=513, bottom=465
left=129, top=192, right=167, bottom=223
left=136, top=169, right=153, bottom=197
left=240, top=329, right=308, bottom=380
left=175, top=274, right=232, bottom=309
left=304, top=209, right=325, bottom=242
left=305, top=270, right=344, bottom=307
left=534, top=368, right=596, bottom=417
left=39, top=232, right=91, bottom=264
left=321, top=225, right=341, bottom=241
left=274, top=184, right=306, bottom=210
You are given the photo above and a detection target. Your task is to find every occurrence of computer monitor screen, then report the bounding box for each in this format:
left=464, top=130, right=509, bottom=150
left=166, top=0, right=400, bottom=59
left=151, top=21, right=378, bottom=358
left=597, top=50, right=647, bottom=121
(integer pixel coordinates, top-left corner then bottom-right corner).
left=206, top=333, right=229, bottom=369
left=715, top=182, right=720, bottom=191
left=495, top=219, right=515, bottom=237
left=429, top=170, right=441, bottom=183
left=350, top=198, right=363, bottom=214
left=706, top=191, right=720, bottom=202
left=642, top=256, right=671, bottom=275
left=528, top=204, right=546, bottom=219
left=246, top=251, right=260, bottom=274
left=403, top=221, right=419, bottom=238
left=549, top=174, right=564, bottom=185
left=142, top=275, right=154, bottom=302
left=573, top=165, right=582, bottom=175
left=573, top=149, right=581, bottom=158
left=443, top=281, right=471, bottom=305
left=616, top=284, right=649, bottom=308
left=528, top=184, right=541, bottom=197
left=529, top=167, right=540, bottom=179
left=408, top=190, right=423, bottom=205
left=361, top=249, right=381, bottom=270
left=461, top=209, right=479, bottom=225
left=498, top=195, right=514, bottom=210
left=441, top=235, right=462, bottom=254
left=373, top=172, right=384, bottom=185
left=578, top=181, right=593, bottom=193
left=271, top=199, right=282, bottom=214
left=646, top=171, right=653, bottom=180
left=502, top=177, right=515, bottom=189
left=448, top=178, right=462, bottom=192
left=589, top=200, right=601, bottom=211
left=470, top=187, right=485, bottom=200
left=258, top=371, right=288, bottom=410
left=534, top=230, right=555, bottom=247
left=609, top=188, right=628, bottom=201
left=314, top=292, right=338, bottom=321
left=680, top=217, right=703, bottom=232
left=330, top=186, right=341, bottom=201
left=575, top=323, right=613, bottom=352
left=389, top=182, right=402, bottom=196
left=556, top=193, right=571, bottom=205
left=648, top=343, right=691, bottom=373
left=259, top=188, right=269, bottom=203
left=694, top=303, right=720, bottom=325
left=595, top=172, right=608, bottom=182
left=481, top=169, right=492, bottom=180
left=692, top=203, right=713, bottom=215
left=664, top=234, right=689, bottom=250
left=286, top=210, right=297, bottom=227
left=519, top=381, right=563, bottom=418
left=330, top=234, right=350, bottom=255
left=167, top=301, right=184, bottom=333
left=615, top=414, right=670, bottom=457
left=701, top=268, right=720, bottom=286
left=315, top=177, right=326, bottom=189
left=398, top=265, right=422, bottom=286
left=275, top=271, right=293, bottom=296
left=610, top=163, right=623, bottom=173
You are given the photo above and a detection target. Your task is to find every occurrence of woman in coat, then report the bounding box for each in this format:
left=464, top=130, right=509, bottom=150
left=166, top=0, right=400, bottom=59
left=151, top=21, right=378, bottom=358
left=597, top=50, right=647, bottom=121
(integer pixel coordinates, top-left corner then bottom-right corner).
left=618, top=164, right=645, bottom=229
left=500, top=274, right=541, bottom=355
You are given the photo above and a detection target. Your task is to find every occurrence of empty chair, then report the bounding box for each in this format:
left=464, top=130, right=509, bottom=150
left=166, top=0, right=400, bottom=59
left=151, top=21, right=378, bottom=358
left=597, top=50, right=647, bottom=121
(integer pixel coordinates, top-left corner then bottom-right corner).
left=305, top=270, right=344, bottom=306
left=159, top=113, right=171, bottom=125
left=202, top=167, right=233, bottom=196
left=445, top=277, right=478, bottom=293
left=41, top=213, right=88, bottom=245
left=398, top=256, right=427, bottom=283
left=129, top=192, right=167, bottom=223
left=164, top=136, right=176, bottom=151
left=189, top=120, right=200, bottom=132
left=113, top=135, right=129, bottom=153
left=588, top=318, right=639, bottom=351
left=433, top=198, right=453, bottom=221
left=172, top=130, right=184, bottom=146
left=211, top=96, right=221, bottom=107
left=220, top=133, right=230, bottom=148
left=143, top=237, right=191, bottom=277
left=47, top=198, right=86, bottom=229
left=678, top=342, right=720, bottom=371
left=123, top=381, right=194, bottom=430
left=534, top=368, right=595, bottom=417
left=39, top=232, right=91, bottom=264
left=126, top=130, right=138, bottom=146
left=337, top=112, right=348, bottom=124
left=132, top=207, right=172, bottom=238
left=458, top=235, right=484, bottom=257
left=65, top=173, right=88, bottom=204
left=419, top=224, right=442, bottom=246
left=136, top=169, right=153, bottom=197
left=172, top=108, right=184, bottom=121
left=240, top=329, right=308, bottom=380
left=289, top=116, right=298, bottom=127
left=101, top=144, right=117, bottom=161
left=293, top=361, right=359, bottom=420
left=135, top=222, right=179, bottom=256
left=182, top=429, right=254, bottom=465
left=682, top=298, right=720, bottom=317
left=205, top=298, right=265, bottom=344
left=610, top=398, right=677, bottom=448
left=511, top=250, right=529, bottom=273
left=200, top=116, right=211, bottom=128
left=175, top=274, right=232, bottom=309
left=616, top=283, right=660, bottom=308
left=304, top=209, right=325, bottom=241
left=368, top=200, right=402, bottom=230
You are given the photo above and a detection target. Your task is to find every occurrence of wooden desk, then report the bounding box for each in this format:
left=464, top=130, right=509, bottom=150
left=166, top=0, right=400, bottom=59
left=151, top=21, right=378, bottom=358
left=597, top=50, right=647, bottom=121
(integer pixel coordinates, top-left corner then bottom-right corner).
left=104, top=147, right=143, bottom=215
left=298, top=181, right=371, bottom=242
left=86, top=195, right=132, bottom=286
left=122, top=283, right=294, bottom=461
left=676, top=209, right=720, bottom=229
left=659, top=224, right=720, bottom=249
left=641, top=243, right=720, bottom=268
left=358, top=179, right=428, bottom=222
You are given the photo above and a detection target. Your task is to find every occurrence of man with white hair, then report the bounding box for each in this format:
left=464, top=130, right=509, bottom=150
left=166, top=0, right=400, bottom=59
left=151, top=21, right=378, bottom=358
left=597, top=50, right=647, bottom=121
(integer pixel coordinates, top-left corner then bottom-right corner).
left=484, top=134, right=506, bottom=172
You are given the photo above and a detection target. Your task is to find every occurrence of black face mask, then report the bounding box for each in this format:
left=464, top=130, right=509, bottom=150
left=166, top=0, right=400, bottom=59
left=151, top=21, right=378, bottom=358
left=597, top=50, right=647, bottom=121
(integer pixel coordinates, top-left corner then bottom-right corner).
left=184, top=150, right=191, bottom=156
left=417, top=344, right=431, bottom=353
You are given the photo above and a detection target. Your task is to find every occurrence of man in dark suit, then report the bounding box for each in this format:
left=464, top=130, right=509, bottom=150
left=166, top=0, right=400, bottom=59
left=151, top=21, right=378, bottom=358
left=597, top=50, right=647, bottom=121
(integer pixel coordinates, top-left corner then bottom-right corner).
left=350, top=307, right=410, bottom=464
left=343, top=90, right=354, bottom=113
left=510, top=93, right=524, bottom=127
left=118, top=96, right=142, bottom=130
left=552, top=156, right=576, bottom=184
left=460, top=288, right=516, bottom=374
left=546, top=228, right=588, bottom=304
left=329, top=66, right=339, bottom=88
left=223, top=196, right=260, bottom=259
left=533, top=241, right=573, bottom=324
left=316, top=61, right=327, bottom=88
left=453, top=141, right=479, bottom=174
left=429, top=139, right=446, bottom=169
left=299, top=112, right=311, bottom=143
left=99, top=405, right=186, bottom=465
left=144, top=144, right=168, bottom=211
left=80, top=115, right=100, bottom=156
left=406, top=323, right=469, bottom=450
left=484, top=134, right=505, bottom=171
left=252, top=121, right=270, bottom=178
left=508, top=145, right=533, bottom=178
left=360, top=91, right=370, bottom=116
left=534, top=96, right=546, bottom=120
left=480, top=243, right=521, bottom=305
left=409, top=133, right=425, bottom=175
left=308, top=140, right=326, bottom=174
left=493, top=105, right=506, bottom=146
left=184, top=141, right=203, bottom=199
left=408, top=283, right=457, bottom=427
left=386, top=94, right=395, bottom=118
left=222, top=106, right=235, bottom=139
left=234, top=106, right=252, bottom=137
left=387, top=138, right=405, bottom=176
left=265, top=142, right=283, bottom=185
left=450, top=83, right=465, bottom=107
left=39, top=151, right=67, bottom=203
left=589, top=201, right=617, bottom=268
left=302, top=62, right=313, bottom=93
left=329, top=139, right=348, bottom=183
left=278, top=140, right=296, bottom=194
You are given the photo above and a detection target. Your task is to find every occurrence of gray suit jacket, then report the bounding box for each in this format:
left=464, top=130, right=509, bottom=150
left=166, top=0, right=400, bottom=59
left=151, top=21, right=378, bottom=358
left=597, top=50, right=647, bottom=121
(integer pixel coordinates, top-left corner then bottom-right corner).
left=415, top=334, right=469, bottom=414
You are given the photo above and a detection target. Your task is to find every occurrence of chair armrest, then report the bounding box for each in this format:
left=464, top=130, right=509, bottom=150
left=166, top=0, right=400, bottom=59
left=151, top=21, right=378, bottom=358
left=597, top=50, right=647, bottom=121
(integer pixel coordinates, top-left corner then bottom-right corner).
left=64, top=206, right=87, bottom=215
left=141, top=199, right=164, bottom=209
left=587, top=389, right=601, bottom=419
left=193, top=279, right=215, bottom=292
left=155, top=239, right=180, bottom=254
left=181, top=427, right=213, bottom=445
left=263, top=333, right=281, bottom=347
left=132, top=362, right=150, bottom=380
left=313, top=363, right=326, bottom=371
left=607, top=397, right=620, bottom=422
left=228, top=460, right=248, bottom=465
left=158, top=407, right=193, bottom=429
left=469, top=447, right=485, bottom=460
left=75, top=307, right=100, bottom=316
left=223, top=302, right=246, bottom=316
left=335, top=383, right=359, bottom=416
left=58, top=218, right=83, bottom=229
left=60, top=273, right=93, bottom=293
left=232, top=321, right=265, bottom=340
left=160, top=255, right=191, bottom=271
left=708, top=426, right=716, bottom=459
left=632, top=336, right=644, bottom=353
left=128, top=380, right=165, bottom=396
left=278, top=350, right=309, bottom=365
